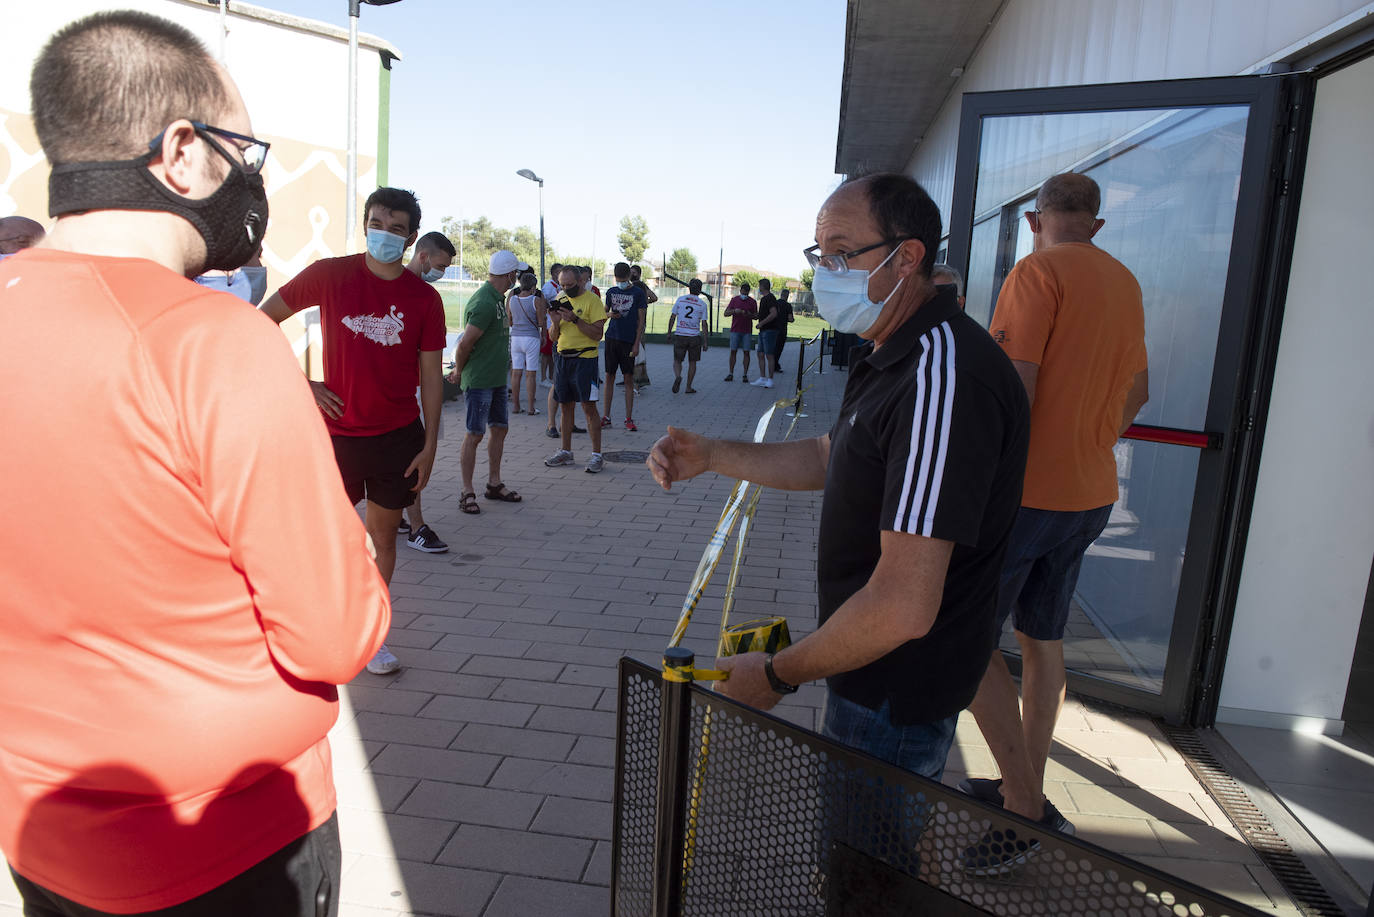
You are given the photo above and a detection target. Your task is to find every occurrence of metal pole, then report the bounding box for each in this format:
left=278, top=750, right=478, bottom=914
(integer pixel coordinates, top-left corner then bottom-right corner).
left=653, top=647, right=695, bottom=916
left=345, top=2, right=360, bottom=255
left=538, top=181, right=546, bottom=284
left=458, top=217, right=464, bottom=278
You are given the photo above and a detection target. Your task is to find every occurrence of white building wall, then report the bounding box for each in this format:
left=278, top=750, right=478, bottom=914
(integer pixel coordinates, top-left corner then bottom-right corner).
left=904, top=0, right=1374, bottom=224
left=1217, top=55, right=1374, bottom=731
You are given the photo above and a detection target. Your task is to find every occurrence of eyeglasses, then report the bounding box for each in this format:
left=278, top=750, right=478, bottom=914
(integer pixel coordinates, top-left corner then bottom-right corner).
left=803, top=238, right=906, bottom=275
left=147, top=121, right=270, bottom=174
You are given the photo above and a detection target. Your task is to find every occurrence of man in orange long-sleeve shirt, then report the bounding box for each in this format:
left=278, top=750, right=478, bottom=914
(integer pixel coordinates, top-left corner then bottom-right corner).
left=0, top=12, right=390, bottom=915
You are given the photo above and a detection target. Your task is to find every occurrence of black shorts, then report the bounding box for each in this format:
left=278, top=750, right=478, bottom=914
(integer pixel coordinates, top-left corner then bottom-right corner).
left=554, top=353, right=599, bottom=404
left=672, top=335, right=702, bottom=362
left=331, top=418, right=424, bottom=510
left=605, top=338, right=635, bottom=376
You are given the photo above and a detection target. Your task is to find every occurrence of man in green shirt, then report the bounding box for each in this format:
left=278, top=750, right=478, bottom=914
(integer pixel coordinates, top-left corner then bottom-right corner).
left=448, top=250, right=520, bottom=514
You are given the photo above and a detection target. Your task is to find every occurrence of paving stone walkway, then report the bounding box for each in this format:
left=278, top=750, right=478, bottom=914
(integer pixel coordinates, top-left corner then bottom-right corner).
left=0, top=340, right=1308, bottom=916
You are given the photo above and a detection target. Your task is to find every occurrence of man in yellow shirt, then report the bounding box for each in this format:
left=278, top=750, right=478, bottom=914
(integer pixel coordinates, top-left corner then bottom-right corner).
left=545, top=265, right=608, bottom=472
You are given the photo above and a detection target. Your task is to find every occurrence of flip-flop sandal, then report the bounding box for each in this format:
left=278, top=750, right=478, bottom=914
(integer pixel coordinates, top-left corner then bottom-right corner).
left=460, top=492, right=481, bottom=514
left=485, top=483, right=522, bottom=502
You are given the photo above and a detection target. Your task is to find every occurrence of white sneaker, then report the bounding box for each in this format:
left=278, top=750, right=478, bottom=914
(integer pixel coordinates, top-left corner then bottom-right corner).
left=366, top=644, right=401, bottom=675
left=762, top=378, right=775, bottom=388
left=750, top=377, right=767, bottom=386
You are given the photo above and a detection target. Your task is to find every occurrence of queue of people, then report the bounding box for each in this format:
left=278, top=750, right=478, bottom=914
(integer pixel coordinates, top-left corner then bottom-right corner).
left=1, top=9, right=1147, bottom=914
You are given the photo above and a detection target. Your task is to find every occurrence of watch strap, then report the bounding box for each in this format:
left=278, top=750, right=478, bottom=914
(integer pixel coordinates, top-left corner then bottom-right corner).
left=764, top=653, right=799, bottom=695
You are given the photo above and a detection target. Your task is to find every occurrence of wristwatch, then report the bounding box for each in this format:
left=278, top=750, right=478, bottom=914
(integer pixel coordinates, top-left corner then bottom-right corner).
left=764, top=653, right=799, bottom=695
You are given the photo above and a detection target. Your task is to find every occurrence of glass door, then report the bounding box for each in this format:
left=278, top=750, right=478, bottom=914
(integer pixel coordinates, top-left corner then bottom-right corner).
left=946, top=76, right=1309, bottom=722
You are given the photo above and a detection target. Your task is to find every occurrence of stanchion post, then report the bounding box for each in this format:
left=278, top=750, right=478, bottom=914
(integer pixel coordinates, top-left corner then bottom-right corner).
left=795, top=337, right=805, bottom=395
left=818, top=329, right=825, bottom=375
left=653, top=647, right=695, bottom=916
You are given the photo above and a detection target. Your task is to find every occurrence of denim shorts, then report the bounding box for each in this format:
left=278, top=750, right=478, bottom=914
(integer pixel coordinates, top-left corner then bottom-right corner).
left=997, top=504, right=1113, bottom=641
left=820, top=690, right=957, bottom=781
left=759, top=329, right=780, bottom=354
left=728, top=331, right=752, bottom=350
left=464, top=385, right=509, bottom=436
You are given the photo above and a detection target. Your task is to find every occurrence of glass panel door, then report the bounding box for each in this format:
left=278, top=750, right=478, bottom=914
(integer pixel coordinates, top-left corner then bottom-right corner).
left=946, top=76, right=1299, bottom=720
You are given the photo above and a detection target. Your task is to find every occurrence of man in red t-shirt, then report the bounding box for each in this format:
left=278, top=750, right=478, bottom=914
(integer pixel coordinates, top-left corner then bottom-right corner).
left=1, top=11, right=389, bottom=914
left=724, top=281, right=758, bottom=382
left=262, top=187, right=446, bottom=676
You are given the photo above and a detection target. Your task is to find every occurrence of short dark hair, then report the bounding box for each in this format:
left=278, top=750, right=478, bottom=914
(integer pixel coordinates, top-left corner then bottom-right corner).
left=31, top=10, right=231, bottom=165
left=688, top=278, right=703, bottom=293
left=740, top=282, right=751, bottom=292
left=613, top=261, right=630, bottom=279
left=758, top=278, right=771, bottom=291
left=1036, top=172, right=1100, bottom=216
left=842, top=172, right=942, bottom=278
left=364, top=187, right=421, bottom=234
left=551, top=262, right=563, bottom=273
left=416, top=231, right=455, bottom=257
left=630, top=264, right=642, bottom=277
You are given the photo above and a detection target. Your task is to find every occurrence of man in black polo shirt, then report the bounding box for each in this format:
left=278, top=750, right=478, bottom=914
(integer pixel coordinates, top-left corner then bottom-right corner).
left=647, top=173, right=1029, bottom=786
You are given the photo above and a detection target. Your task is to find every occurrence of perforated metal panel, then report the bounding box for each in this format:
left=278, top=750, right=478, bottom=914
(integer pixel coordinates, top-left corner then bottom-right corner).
left=613, top=658, right=1266, bottom=917
left=612, top=659, right=661, bottom=917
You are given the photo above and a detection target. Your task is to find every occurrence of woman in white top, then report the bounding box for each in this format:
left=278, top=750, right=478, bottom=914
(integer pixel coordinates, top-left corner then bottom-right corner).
left=507, top=272, right=546, bottom=415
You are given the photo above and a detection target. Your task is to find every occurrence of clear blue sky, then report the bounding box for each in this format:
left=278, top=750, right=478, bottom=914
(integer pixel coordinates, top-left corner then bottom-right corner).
left=256, top=0, right=846, bottom=277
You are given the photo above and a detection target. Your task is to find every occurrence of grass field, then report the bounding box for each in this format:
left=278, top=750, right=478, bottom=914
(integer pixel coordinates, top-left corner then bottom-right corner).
left=439, top=284, right=829, bottom=341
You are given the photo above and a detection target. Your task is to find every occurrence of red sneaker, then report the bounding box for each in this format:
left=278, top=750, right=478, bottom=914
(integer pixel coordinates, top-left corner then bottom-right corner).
left=624, top=418, right=637, bottom=432
left=600, top=415, right=612, bottom=428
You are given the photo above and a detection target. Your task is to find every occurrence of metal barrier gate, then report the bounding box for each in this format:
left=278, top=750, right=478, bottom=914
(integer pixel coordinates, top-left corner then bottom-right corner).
left=612, top=654, right=1267, bottom=917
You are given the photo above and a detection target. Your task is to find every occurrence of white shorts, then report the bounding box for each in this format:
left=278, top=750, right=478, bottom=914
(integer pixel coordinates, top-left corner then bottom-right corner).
left=510, top=335, right=541, bottom=371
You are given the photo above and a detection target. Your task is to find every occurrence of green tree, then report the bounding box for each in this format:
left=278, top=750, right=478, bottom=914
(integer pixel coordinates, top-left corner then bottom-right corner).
left=800, top=267, right=814, bottom=290
left=665, top=247, right=698, bottom=282
left=441, top=215, right=559, bottom=280
left=732, top=268, right=760, bottom=291
left=617, top=215, right=650, bottom=264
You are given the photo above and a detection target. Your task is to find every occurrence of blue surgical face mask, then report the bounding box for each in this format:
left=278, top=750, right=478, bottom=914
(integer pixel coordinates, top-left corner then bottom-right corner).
left=422, top=266, right=445, bottom=283
left=617, top=280, right=632, bottom=290
left=812, top=244, right=904, bottom=335
left=241, top=265, right=268, bottom=305
left=195, top=269, right=254, bottom=303
left=366, top=228, right=408, bottom=263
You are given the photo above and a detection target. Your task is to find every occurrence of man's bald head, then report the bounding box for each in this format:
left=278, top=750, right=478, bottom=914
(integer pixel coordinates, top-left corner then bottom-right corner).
left=1036, top=173, right=1100, bottom=217
left=0, top=216, right=46, bottom=254
left=30, top=10, right=231, bottom=165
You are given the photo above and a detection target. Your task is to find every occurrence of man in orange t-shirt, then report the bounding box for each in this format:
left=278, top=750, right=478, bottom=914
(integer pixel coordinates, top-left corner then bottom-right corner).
left=958, top=173, right=1149, bottom=865
left=0, top=12, right=389, bottom=915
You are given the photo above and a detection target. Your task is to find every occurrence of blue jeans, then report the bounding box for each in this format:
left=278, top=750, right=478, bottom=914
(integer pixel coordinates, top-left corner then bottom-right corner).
left=728, top=331, right=752, bottom=351
left=818, top=692, right=955, bottom=877
left=821, top=691, right=957, bottom=781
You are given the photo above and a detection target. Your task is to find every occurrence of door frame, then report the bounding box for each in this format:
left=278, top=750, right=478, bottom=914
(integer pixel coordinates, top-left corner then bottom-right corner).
left=945, top=74, right=1315, bottom=723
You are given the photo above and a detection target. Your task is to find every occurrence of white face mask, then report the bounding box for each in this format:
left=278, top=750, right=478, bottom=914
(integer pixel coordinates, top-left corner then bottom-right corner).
left=422, top=266, right=445, bottom=283
left=811, top=244, right=903, bottom=335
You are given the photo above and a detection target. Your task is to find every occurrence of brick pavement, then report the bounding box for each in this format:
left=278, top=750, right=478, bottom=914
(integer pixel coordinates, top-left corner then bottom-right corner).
left=0, top=340, right=1305, bottom=916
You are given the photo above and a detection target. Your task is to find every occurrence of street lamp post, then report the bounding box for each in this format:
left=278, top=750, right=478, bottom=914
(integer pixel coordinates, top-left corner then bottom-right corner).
left=516, top=168, right=545, bottom=283
left=345, top=0, right=402, bottom=254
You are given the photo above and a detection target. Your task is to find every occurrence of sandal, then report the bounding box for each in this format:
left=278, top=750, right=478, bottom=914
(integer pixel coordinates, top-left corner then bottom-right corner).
left=460, top=492, right=481, bottom=514
left=485, top=482, right=522, bottom=502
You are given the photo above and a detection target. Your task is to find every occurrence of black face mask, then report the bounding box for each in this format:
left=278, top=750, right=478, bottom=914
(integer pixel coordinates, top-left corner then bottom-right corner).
left=563, top=284, right=581, bottom=297
left=47, top=146, right=268, bottom=273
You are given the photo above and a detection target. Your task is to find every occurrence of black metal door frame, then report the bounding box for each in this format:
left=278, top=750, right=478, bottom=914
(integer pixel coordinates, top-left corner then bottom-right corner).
left=945, top=74, right=1315, bottom=724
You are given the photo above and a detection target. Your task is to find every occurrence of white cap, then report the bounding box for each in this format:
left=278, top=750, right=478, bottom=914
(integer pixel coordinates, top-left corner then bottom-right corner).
left=516, top=260, right=531, bottom=272
left=489, top=250, right=519, bottom=274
